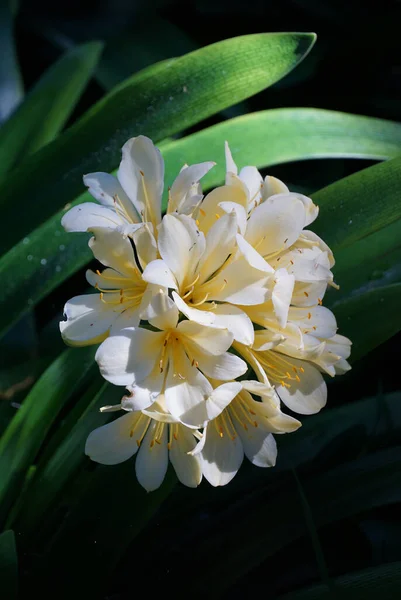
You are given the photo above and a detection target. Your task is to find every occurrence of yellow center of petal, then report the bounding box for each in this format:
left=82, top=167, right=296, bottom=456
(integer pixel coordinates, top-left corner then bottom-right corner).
left=94, top=269, right=147, bottom=311
left=255, top=350, right=304, bottom=388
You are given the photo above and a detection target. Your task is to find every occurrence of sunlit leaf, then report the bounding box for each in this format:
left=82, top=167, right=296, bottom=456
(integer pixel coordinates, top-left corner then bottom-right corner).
left=0, top=32, right=316, bottom=254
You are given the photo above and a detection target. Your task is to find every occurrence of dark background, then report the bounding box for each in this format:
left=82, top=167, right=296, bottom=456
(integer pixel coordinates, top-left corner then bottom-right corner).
left=7, top=0, right=401, bottom=598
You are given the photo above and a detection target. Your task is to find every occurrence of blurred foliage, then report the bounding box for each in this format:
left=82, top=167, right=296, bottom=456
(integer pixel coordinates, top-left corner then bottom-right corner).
left=0, top=0, right=400, bottom=598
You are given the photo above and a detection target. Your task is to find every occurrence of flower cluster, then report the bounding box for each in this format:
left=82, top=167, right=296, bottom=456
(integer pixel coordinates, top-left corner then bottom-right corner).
left=60, top=136, right=351, bottom=491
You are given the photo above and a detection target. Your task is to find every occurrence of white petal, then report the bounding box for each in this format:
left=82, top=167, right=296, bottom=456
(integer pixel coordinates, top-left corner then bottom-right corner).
left=325, top=334, right=352, bottom=359
left=194, top=351, right=247, bottom=380
left=241, top=379, right=276, bottom=398
left=88, top=227, right=137, bottom=278
left=110, top=305, right=142, bottom=332
left=147, top=290, right=179, bottom=330
left=173, top=294, right=254, bottom=346
left=158, top=214, right=206, bottom=288
left=118, top=136, right=163, bottom=227
left=135, top=421, right=168, bottom=491
left=59, top=294, right=113, bottom=346
left=198, top=212, right=237, bottom=283
left=201, top=256, right=269, bottom=305
left=288, top=306, right=337, bottom=339
left=219, top=201, right=247, bottom=235
left=293, top=193, right=319, bottom=226
left=122, top=363, right=165, bottom=410
left=246, top=194, right=306, bottom=257
left=169, top=424, right=202, bottom=487
left=142, top=259, right=178, bottom=290
left=86, top=267, right=131, bottom=290
left=85, top=412, right=147, bottom=465
left=211, top=303, right=255, bottom=346
left=61, top=203, right=121, bottom=232
left=236, top=423, right=277, bottom=468
left=200, top=419, right=243, bottom=486
left=272, top=268, right=295, bottom=328
left=178, top=320, right=233, bottom=355
left=239, top=166, right=262, bottom=208
left=236, top=234, right=274, bottom=273
left=276, top=359, right=327, bottom=414
left=164, top=349, right=214, bottom=427
left=225, top=141, right=238, bottom=176
left=95, top=327, right=165, bottom=386
left=83, top=172, right=139, bottom=221
left=197, top=184, right=247, bottom=234
left=205, top=382, right=242, bottom=420
left=262, top=175, right=289, bottom=198
left=172, top=292, right=216, bottom=327
left=169, top=162, right=215, bottom=213
left=292, top=281, right=328, bottom=307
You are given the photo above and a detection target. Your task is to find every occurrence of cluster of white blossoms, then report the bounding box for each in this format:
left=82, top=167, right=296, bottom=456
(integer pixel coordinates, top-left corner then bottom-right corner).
left=60, top=136, right=351, bottom=491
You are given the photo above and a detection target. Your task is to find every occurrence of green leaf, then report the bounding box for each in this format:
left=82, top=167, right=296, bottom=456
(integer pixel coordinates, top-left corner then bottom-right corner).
left=311, top=156, right=401, bottom=253
left=0, top=41, right=103, bottom=179
left=328, top=218, right=401, bottom=305
left=159, top=108, right=401, bottom=198
left=0, top=32, right=316, bottom=254
left=330, top=283, right=401, bottom=362
left=0, top=346, right=97, bottom=524
left=0, top=530, right=18, bottom=600
left=3, top=107, right=401, bottom=340
left=277, top=562, right=401, bottom=599
left=10, top=381, right=118, bottom=535
left=0, top=1, right=23, bottom=123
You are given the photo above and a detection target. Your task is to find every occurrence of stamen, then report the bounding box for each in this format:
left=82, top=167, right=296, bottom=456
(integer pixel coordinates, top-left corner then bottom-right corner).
left=190, top=292, right=210, bottom=306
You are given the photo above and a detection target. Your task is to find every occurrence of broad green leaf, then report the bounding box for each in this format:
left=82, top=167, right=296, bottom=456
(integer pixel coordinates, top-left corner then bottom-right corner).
left=0, top=1, right=23, bottom=123
left=3, top=108, right=401, bottom=340
left=0, top=41, right=103, bottom=179
left=11, top=381, right=118, bottom=535
left=0, top=32, right=316, bottom=254
left=0, top=346, right=97, bottom=523
left=312, top=156, right=401, bottom=253
left=278, top=562, right=401, bottom=599
left=159, top=108, right=401, bottom=198
left=330, top=283, right=401, bottom=362
left=329, top=218, right=401, bottom=303
left=0, top=530, right=18, bottom=599
left=0, top=213, right=91, bottom=338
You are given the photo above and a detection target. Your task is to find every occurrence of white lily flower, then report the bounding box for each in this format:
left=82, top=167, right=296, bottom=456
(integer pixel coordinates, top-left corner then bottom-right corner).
left=62, top=135, right=215, bottom=236
left=85, top=401, right=202, bottom=491
left=192, top=379, right=301, bottom=486
left=94, top=293, right=246, bottom=428
left=184, top=143, right=336, bottom=323
left=59, top=226, right=160, bottom=346
left=142, top=212, right=272, bottom=345
left=234, top=304, right=351, bottom=416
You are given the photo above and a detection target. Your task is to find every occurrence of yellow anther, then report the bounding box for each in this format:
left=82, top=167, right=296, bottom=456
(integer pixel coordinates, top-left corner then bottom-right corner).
left=199, top=208, right=206, bottom=217
left=215, top=213, right=221, bottom=219
left=307, top=312, right=311, bottom=319
left=304, top=291, right=309, bottom=297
